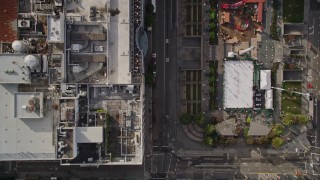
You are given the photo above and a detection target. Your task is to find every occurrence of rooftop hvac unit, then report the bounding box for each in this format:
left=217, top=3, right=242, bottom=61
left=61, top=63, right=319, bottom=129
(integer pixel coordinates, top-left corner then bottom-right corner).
left=18, top=20, right=31, bottom=28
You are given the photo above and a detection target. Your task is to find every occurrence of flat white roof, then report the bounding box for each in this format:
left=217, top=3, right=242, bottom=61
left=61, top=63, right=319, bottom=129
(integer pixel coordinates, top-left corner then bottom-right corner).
left=260, top=70, right=271, bottom=90
left=0, top=84, right=55, bottom=160
left=47, top=15, right=64, bottom=43
left=265, top=89, right=273, bottom=109
left=0, top=54, right=31, bottom=84
left=14, top=92, right=43, bottom=118
left=76, top=127, right=103, bottom=143
left=223, top=61, right=254, bottom=108
left=108, top=0, right=132, bottom=84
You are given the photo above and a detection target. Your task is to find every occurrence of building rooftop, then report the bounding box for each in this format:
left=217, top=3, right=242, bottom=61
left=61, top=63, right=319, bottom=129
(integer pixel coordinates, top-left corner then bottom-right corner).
left=0, top=0, right=18, bottom=42
left=223, top=60, right=254, bottom=108
left=75, top=127, right=103, bottom=143
left=260, top=70, right=271, bottom=90
left=47, top=15, right=64, bottom=43
left=0, top=84, right=55, bottom=160
left=108, top=0, right=131, bottom=84
left=0, top=54, right=32, bottom=84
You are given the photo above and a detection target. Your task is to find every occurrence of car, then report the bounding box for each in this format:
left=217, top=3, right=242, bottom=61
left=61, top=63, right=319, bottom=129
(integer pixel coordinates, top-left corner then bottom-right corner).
left=256, top=93, right=261, bottom=97
left=256, top=97, right=261, bottom=101
left=255, top=103, right=261, bottom=106
left=165, top=58, right=170, bottom=62
left=152, top=53, right=157, bottom=58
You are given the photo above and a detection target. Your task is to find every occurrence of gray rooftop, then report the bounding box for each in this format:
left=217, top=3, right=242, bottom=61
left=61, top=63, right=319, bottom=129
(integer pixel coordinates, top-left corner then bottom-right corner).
left=108, top=0, right=132, bottom=84
left=0, top=54, right=31, bottom=84
left=0, top=84, right=55, bottom=161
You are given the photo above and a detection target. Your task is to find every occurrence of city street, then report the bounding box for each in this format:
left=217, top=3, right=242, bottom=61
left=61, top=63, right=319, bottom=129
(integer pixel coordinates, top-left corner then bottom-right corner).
left=150, top=0, right=180, bottom=177
left=152, top=0, right=177, bottom=148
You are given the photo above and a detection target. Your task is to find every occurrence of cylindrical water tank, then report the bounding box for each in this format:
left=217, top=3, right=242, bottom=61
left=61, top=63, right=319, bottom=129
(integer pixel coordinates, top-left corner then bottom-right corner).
left=12, top=40, right=27, bottom=53
left=24, top=55, right=39, bottom=69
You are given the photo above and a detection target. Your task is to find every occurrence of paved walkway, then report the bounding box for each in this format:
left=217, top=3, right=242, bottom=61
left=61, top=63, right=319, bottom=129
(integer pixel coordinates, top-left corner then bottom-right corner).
left=182, top=123, right=204, bottom=142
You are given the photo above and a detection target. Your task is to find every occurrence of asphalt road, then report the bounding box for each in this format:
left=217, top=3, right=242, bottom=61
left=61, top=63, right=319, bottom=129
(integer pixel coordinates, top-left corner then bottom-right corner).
left=12, top=161, right=144, bottom=179
left=150, top=1, right=179, bottom=178
left=152, top=0, right=177, bottom=148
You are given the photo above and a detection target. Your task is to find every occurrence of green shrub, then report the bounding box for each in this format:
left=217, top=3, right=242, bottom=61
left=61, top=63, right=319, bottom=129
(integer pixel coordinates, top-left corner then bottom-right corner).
left=272, top=137, right=284, bottom=149
left=180, top=113, right=193, bottom=125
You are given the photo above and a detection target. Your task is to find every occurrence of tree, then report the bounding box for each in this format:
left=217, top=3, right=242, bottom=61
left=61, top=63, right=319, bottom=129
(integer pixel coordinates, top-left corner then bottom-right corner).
left=282, top=113, right=294, bottom=126
left=272, top=124, right=284, bottom=136
left=246, top=117, right=252, bottom=124
left=244, top=127, right=249, bottom=137
left=210, top=12, right=216, bottom=20
left=210, top=23, right=216, bottom=30
left=256, top=136, right=269, bottom=144
left=145, top=72, right=154, bottom=85
left=204, top=124, right=215, bottom=135
left=209, top=32, right=215, bottom=39
left=209, top=86, right=215, bottom=94
left=109, top=8, right=120, bottom=16
left=296, top=115, right=309, bottom=125
left=180, top=113, right=193, bottom=125
left=145, top=14, right=154, bottom=27
left=146, top=3, right=154, bottom=14
left=272, top=137, right=284, bottom=149
left=204, top=136, right=214, bottom=146
left=195, top=113, right=205, bottom=126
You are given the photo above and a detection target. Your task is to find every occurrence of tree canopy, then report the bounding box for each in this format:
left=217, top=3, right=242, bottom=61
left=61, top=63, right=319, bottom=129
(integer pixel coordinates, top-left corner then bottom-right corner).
left=272, top=124, right=284, bottom=136
left=282, top=112, right=294, bottom=126
left=146, top=3, right=154, bottom=14
left=204, top=136, right=214, bottom=146
left=204, top=124, right=215, bottom=135
left=195, top=113, right=205, bottom=126
left=180, top=113, right=193, bottom=125
left=272, top=137, right=284, bottom=149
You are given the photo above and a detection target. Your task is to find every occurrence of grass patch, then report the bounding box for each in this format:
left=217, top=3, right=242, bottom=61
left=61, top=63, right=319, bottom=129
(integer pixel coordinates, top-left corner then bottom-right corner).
left=283, top=0, right=304, bottom=23
left=193, top=84, right=197, bottom=100
left=186, top=84, right=191, bottom=100
left=186, top=71, right=191, bottom=81
left=208, top=62, right=216, bottom=110
left=198, top=71, right=201, bottom=81
left=198, top=84, right=201, bottom=100
left=193, top=70, right=197, bottom=81
left=193, top=103, right=197, bottom=114
left=186, top=25, right=192, bottom=36
left=281, top=82, right=302, bottom=114
left=197, top=5, right=202, bottom=21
